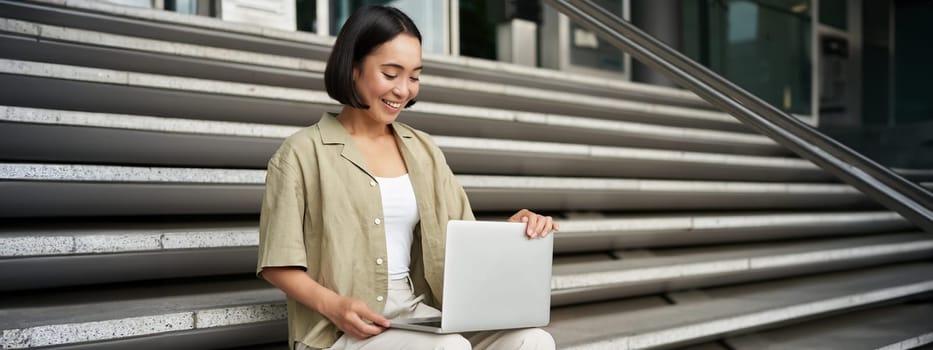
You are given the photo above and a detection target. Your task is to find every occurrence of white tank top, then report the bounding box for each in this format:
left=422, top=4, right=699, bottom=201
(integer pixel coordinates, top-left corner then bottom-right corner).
left=374, top=174, right=419, bottom=280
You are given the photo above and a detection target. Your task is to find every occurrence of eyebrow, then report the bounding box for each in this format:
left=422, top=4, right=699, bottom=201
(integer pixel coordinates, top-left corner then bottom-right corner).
left=380, top=63, right=423, bottom=71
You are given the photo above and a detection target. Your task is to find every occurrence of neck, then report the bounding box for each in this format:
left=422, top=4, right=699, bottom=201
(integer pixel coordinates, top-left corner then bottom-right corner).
left=336, top=106, right=393, bottom=138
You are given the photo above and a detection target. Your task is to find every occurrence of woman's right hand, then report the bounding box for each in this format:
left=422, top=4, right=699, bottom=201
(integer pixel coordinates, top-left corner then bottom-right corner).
left=321, top=295, right=391, bottom=339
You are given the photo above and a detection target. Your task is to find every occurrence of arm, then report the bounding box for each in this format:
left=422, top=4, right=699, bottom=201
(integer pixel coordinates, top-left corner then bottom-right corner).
left=258, top=144, right=387, bottom=339
left=261, top=267, right=389, bottom=339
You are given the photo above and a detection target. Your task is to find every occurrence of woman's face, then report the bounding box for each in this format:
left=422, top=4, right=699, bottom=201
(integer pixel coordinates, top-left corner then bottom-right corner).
left=352, top=34, right=422, bottom=124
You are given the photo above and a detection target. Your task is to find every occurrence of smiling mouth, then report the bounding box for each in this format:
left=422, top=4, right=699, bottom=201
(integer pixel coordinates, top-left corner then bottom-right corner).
left=382, top=99, right=402, bottom=109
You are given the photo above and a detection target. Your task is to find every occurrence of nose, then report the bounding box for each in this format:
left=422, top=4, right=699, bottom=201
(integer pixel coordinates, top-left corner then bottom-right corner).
left=393, top=80, right=410, bottom=99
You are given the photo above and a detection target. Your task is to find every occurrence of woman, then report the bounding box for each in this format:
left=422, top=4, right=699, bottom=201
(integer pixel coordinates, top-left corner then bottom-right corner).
left=257, top=5, right=558, bottom=350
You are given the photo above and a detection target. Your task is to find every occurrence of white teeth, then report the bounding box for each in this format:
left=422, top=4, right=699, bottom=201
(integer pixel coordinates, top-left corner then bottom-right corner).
left=383, top=99, right=401, bottom=108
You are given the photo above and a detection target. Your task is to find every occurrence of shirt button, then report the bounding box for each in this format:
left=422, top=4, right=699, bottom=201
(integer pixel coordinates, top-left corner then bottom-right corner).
left=374, top=218, right=382, bottom=225
left=376, top=296, right=384, bottom=302
left=370, top=180, right=377, bottom=187
left=376, top=258, right=384, bottom=265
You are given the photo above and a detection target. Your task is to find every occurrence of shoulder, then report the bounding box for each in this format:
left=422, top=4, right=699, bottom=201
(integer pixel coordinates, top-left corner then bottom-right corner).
left=270, top=124, right=322, bottom=170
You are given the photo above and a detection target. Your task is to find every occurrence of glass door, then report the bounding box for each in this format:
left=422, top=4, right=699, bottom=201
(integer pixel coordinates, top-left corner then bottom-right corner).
left=541, top=0, right=630, bottom=79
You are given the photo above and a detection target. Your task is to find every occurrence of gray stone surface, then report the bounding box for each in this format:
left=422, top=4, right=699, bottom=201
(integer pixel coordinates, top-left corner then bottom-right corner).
left=1, top=313, right=194, bottom=349
left=877, top=333, right=933, bottom=350
left=161, top=230, right=258, bottom=249
left=554, top=211, right=908, bottom=250
left=458, top=175, right=858, bottom=194
left=0, top=106, right=298, bottom=138
left=23, top=0, right=708, bottom=109
left=547, top=263, right=933, bottom=349
left=2, top=105, right=781, bottom=158
left=551, top=233, right=933, bottom=291
left=0, top=17, right=322, bottom=72
left=0, top=107, right=808, bottom=181
left=726, top=304, right=933, bottom=350
left=0, top=278, right=282, bottom=329
left=0, top=163, right=861, bottom=195
left=0, top=59, right=778, bottom=153
left=0, top=58, right=129, bottom=84
left=0, top=59, right=332, bottom=104
left=0, top=212, right=910, bottom=257
left=0, top=212, right=911, bottom=257
left=0, top=58, right=730, bottom=131
left=0, top=163, right=265, bottom=183
left=3, top=16, right=714, bottom=125
left=0, top=235, right=73, bottom=257
left=437, top=136, right=810, bottom=169
left=0, top=163, right=877, bottom=217
left=0, top=226, right=256, bottom=257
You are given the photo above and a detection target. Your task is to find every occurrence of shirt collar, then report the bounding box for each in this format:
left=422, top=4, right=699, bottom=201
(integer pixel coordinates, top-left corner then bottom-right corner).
left=318, top=112, right=416, bottom=178
left=318, top=112, right=414, bottom=145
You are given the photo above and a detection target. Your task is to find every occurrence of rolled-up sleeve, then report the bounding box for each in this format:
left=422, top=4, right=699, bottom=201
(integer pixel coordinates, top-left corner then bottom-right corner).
left=438, top=155, right=475, bottom=221
left=256, top=150, right=308, bottom=276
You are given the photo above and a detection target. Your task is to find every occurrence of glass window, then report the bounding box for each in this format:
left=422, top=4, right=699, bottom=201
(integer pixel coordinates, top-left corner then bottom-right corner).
left=459, top=0, right=504, bottom=60
left=684, top=0, right=813, bottom=115
left=105, top=0, right=152, bottom=8
left=331, top=0, right=447, bottom=54
left=165, top=0, right=198, bottom=14
left=296, top=0, right=318, bottom=32
left=819, top=0, right=847, bottom=30
left=569, top=0, right=625, bottom=73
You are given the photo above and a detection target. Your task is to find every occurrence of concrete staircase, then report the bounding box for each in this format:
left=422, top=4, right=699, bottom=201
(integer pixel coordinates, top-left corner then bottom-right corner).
left=1, top=0, right=932, bottom=349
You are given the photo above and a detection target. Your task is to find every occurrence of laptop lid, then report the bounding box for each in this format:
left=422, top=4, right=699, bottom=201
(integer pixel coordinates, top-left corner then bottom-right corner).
left=439, top=220, right=553, bottom=332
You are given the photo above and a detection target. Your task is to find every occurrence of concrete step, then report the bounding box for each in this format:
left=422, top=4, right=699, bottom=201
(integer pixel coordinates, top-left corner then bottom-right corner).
left=545, top=262, right=933, bottom=349
left=550, top=233, right=933, bottom=305
left=1, top=216, right=918, bottom=290
left=4, top=263, right=931, bottom=349
left=557, top=211, right=911, bottom=252
left=723, top=301, right=933, bottom=350
left=0, top=58, right=783, bottom=157
left=0, top=277, right=287, bottom=350
left=0, top=0, right=714, bottom=111
left=0, top=163, right=883, bottom=218
left=0, top=106, right=788, bottom=170
left=0, top=21, right=746, bottom=132
left=0, top=107, right=821, bottom=181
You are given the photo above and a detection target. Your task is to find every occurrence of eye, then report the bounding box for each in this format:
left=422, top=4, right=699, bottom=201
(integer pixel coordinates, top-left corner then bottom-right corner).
left=410, top=76, right=420, bottom=82
left=382, top=72, right=397, bottom=80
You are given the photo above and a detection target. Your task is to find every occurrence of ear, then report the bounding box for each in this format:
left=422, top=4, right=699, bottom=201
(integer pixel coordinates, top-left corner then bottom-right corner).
left=352, top=65, right=360, bottom=81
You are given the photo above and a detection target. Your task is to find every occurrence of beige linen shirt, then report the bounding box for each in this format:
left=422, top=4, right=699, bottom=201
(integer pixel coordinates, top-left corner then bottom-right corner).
left=257, top=113, right=475, bottom=349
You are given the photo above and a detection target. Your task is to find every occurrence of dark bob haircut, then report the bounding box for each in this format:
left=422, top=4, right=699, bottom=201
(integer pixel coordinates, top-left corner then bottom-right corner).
left=325, top=5, right=422, bottom=109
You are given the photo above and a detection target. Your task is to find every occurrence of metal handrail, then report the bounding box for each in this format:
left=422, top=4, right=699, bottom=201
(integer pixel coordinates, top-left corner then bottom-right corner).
left=542, top=0, right=933, bottom=233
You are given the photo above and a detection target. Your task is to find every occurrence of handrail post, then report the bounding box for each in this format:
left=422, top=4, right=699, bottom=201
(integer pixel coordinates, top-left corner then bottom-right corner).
left=542, top=0, right=933, bottom=233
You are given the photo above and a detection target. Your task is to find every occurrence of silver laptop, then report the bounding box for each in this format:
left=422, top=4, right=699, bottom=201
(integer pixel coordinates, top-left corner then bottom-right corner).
left=390, top=220, right=553, bottom=333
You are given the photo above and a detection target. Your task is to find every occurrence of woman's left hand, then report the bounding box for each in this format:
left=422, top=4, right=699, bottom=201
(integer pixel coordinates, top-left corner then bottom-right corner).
left=509, top=209, right=559, bottom=238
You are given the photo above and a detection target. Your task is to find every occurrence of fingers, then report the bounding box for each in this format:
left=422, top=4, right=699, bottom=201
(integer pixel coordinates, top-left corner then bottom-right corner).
left=541, top=216, right=554, bottom=237
left=331, top=299, right=386, bottom=339
left=353, top=303, right=388, bottom=336
left=510, top=209, right=559, bottom=238
left=508, top=209, right=531, bottom=223
left=531, top=215, right=556, bottom=238
left=355, top=320, right=386, bottom=338
left=358, top=305, right=391, bottom=328
left=525, top=213, right=540, bottom=237
left=344, top=313, right=385, bottom=339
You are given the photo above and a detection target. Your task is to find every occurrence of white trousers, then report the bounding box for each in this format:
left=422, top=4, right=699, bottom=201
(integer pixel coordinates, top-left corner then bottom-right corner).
left=298, top=278, right=555, bottom=350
